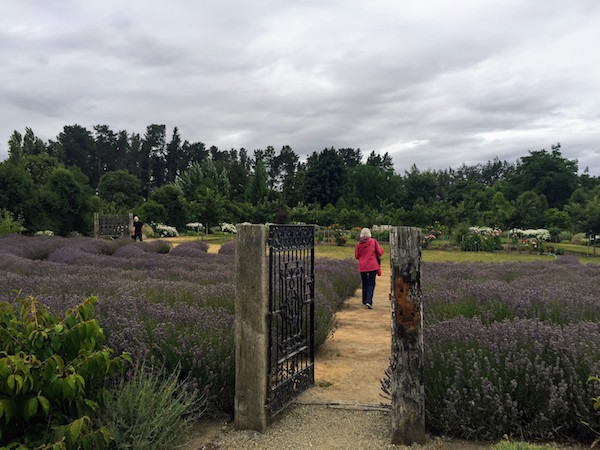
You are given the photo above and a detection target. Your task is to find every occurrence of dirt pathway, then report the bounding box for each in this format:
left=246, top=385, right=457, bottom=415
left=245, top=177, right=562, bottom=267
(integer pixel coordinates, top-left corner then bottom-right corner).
left=296, top=263, right=392, bottom=407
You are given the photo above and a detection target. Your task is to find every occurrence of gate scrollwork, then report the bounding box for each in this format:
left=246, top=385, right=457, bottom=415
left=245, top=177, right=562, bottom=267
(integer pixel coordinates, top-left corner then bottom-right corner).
left=267, top=225, right=315, bottom=417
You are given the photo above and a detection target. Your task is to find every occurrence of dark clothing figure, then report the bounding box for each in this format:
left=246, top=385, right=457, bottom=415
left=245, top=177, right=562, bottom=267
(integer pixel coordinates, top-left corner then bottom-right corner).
left=133, top=217, right=143, bottom=242
left=360, top=270, right=378, bottom=307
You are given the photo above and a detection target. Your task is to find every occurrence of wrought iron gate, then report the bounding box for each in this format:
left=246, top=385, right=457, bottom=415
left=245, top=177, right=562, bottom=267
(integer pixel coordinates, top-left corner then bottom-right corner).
left=267, top=225, right=315, bottom=417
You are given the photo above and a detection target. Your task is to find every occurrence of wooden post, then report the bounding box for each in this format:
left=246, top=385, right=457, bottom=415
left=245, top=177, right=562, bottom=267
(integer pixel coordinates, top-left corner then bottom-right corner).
left=234, top=224, right=268, bottom=432
left=389, top=226, right=425, bottom=445
left=94, top=213, right=99, bottom=239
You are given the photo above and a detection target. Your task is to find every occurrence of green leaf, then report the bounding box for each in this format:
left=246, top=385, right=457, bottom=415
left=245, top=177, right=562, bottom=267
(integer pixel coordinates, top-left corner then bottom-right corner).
left=23, top=397, right=38, bottom=420
left=69, top=417, right=83, bottom=442
left=1, top=398, right=16, bottom=423
left=51, top=336, right=62, bottom=352
left=49, top=376, right=62, bottom=398
left=52, top=354, right=65, bottom=373
left=75, top=374, right=85, bottom=389
left=38, top=395, right=50, bottom=414
left=7, top=373, right=15, bottom=391
left=12, top=374, right=23, bottom=394
left=0, top=357, right=9, bottom=378
left=95, top=351, right=108, bottom=370
left=86, top=321, right=97, bottom=339
left=62, top=378, right=73, bottom=398
left=83, top=398, right=98, bottom=411
left=100, top=426, right=111, bottom=444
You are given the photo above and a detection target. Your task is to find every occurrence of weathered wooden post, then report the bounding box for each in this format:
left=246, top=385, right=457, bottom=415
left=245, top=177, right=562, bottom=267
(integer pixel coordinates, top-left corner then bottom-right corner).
left=389, top=226, right=425, bottom=445
left=234, top=223, right=268, bottom=432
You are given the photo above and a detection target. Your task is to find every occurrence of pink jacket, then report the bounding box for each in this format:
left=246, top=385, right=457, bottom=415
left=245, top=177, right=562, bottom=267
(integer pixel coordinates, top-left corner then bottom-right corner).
left=355, top=237, right=384, bottom=273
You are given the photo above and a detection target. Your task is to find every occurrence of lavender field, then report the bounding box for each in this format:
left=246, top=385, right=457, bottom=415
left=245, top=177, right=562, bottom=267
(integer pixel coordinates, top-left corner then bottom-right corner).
left=0, top=235, right=360, bottom=413
left=423, top=257, right=600, bottom=442
left=3, top=234, right=600, bottom=442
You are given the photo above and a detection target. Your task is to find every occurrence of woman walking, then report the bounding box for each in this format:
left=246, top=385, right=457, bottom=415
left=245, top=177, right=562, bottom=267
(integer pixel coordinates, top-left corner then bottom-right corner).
left=355, top=227, right=384, bottom=309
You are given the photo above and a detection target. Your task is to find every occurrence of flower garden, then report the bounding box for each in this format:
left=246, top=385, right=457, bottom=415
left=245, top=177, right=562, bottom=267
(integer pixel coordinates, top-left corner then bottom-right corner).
left=423, top=257, right=600, bottom=442
left=2, top=234, right=600, bottom=446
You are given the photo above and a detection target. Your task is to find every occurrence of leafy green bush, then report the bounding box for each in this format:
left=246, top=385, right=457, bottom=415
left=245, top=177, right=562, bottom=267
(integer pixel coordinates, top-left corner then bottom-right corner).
left=0, top=296, right=131, bottom=448
left=97, top=362, right=205, bottom=450
left=455, top=224, right=502, bottom=252
left=557, top=230, right=572, bottom=243
left=0, top=209, right=25, bottom=235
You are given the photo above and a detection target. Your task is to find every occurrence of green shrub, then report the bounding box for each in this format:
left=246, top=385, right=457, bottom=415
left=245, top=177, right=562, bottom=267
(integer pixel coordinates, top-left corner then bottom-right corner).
left=557, top=230, right=573, bottom=243
left=571, top=232, right=587, bottom=245
left=97, top=362, right=205, bottom=450
left=142, top=223, right=155, bottom=239
left=0, top=296, right=131, bottom=448
left=0, top=209, right=25, bottom=235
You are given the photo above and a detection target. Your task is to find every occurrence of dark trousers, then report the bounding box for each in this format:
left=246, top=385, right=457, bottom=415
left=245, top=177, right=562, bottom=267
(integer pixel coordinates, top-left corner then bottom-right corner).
left=133, top=232, right=143, bottom=242
left=360, top=270, right=378, bottom=306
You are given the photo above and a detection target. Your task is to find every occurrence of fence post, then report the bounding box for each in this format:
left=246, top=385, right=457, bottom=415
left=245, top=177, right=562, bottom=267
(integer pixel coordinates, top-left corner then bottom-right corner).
left=389, top=226, right=425, bottom=445
left=94, top=213, right=99, bottom=239
left=234, top=223, right=268, bottom=432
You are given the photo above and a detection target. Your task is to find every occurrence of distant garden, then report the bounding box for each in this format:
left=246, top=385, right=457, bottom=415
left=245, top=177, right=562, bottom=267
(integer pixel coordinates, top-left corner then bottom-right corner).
left=1, top=125, right=599, bottom=246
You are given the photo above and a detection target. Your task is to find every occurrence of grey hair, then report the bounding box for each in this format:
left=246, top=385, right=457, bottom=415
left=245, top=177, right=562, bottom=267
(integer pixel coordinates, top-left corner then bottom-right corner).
left=360, top=227, right=371, bottom=238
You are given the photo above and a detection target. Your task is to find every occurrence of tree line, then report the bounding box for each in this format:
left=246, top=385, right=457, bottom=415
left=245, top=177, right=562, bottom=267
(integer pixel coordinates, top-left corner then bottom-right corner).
left=1, top=124, right=599, bottom=238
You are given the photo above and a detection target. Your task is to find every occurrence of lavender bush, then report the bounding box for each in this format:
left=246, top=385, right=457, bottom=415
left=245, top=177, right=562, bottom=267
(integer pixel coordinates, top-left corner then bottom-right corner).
left=423, top=258, right=600, bottom=442
left=0, top=235, right=359, bottom=413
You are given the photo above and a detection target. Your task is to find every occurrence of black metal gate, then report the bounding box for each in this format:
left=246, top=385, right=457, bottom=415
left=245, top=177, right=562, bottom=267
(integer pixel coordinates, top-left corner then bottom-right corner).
left=267, top=225, right=315, bottom=417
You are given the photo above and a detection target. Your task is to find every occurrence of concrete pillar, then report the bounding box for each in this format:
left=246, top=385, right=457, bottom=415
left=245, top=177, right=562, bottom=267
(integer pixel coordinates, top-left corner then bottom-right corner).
left=234, top=223, right=268, bottom=432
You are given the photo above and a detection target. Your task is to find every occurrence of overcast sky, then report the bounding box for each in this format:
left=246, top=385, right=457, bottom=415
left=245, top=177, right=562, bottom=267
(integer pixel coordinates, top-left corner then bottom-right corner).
left=1, top=1, right=599, bottom=175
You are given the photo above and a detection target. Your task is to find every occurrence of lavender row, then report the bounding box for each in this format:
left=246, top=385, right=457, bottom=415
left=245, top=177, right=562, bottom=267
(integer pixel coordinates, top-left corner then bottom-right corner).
left=0, top=235, right=360, bottom=412
left=423, top=257, right=600, bottom=324
left=423, top=257, right=600, bottom=442
left=425, top=317, right=600, bottom=441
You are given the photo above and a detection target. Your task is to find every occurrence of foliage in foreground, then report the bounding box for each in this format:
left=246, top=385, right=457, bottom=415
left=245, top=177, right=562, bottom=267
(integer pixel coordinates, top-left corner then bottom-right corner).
left=97, top=362, right=204, bottom=450
left=0, top=235, right=360, bottom=415
left=0, top=295, right=131, bottom=449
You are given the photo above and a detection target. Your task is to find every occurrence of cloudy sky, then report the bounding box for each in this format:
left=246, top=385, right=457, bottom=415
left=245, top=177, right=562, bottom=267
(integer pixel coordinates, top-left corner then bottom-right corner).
left=1, top=1, right=599, bottom=175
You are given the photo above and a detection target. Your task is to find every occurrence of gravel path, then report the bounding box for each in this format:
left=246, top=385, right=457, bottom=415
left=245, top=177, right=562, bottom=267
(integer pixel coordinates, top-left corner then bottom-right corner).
left=198, top=404, right=491, bottom=450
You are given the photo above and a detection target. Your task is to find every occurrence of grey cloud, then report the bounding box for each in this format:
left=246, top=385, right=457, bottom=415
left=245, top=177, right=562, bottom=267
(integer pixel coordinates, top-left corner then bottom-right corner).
left=0, top=0, right=599, bottom=177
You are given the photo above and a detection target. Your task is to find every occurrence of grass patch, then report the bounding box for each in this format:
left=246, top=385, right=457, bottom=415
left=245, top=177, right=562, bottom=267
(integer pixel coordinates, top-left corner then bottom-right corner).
left=492, top=439, right=562, bottom=449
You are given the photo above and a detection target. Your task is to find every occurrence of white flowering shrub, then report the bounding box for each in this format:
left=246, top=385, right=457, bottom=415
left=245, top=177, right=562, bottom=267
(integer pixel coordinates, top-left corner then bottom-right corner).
left=153, top=223, right=179, bottom=237
left=186, top=222, right=204, bottom=235
left=220, top=223, right=237, bottom=234
left=34, top=230, right=54, bottom=236
left=186, top=222, right=203, bottom=230
left=511, top=228, right=550, bottom=241
left=459, top=226, right=502, bottom=251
